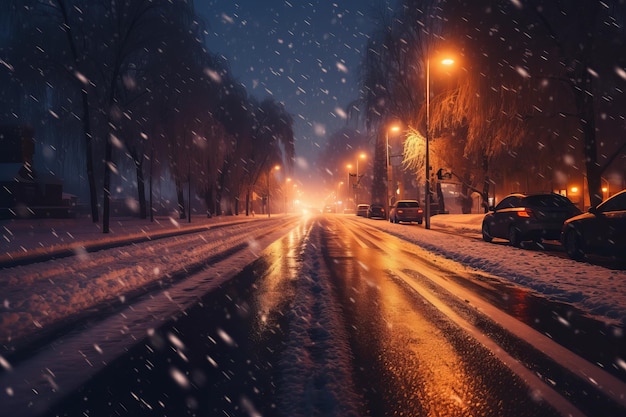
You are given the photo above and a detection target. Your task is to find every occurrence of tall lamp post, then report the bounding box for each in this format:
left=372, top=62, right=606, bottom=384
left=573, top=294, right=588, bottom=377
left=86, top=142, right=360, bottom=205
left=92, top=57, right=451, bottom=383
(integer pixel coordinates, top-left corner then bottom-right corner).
left=386, top=125, right=400, bottom=211
left=355, top=153, right=366, bottom=205
left=425, top=57, right=454, bottom=229
left=267, top=164, right=280, bottom=218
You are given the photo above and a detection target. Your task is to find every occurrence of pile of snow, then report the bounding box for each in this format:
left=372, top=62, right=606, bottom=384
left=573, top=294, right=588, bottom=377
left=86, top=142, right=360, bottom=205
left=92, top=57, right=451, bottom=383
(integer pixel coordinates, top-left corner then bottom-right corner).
left=372, top=214, right=626, bottom=324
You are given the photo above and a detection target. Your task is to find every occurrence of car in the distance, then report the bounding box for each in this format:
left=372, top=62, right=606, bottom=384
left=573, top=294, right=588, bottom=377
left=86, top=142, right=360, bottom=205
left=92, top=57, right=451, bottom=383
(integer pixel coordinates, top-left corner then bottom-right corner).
left=389, top=200, right=424, bottom=224
left=356, top=204, right=369, bottom=217
left=482, top=192, right=581, bottom=247
left=323, top=204, right=336, bottom=213
left=367, top=203, right=386, bottom=219
left=561, top=189, right=626, bottom=260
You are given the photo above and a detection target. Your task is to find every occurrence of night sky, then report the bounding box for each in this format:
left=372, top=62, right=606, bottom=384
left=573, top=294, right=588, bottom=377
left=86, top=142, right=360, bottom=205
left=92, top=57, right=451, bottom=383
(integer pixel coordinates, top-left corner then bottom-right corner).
left=195, top=0, right=386, bottom=177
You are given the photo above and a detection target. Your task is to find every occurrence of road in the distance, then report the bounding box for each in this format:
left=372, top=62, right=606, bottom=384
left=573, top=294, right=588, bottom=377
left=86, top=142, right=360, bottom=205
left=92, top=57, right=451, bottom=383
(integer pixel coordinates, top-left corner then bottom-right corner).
left=35, top=214, right=626, bottom=416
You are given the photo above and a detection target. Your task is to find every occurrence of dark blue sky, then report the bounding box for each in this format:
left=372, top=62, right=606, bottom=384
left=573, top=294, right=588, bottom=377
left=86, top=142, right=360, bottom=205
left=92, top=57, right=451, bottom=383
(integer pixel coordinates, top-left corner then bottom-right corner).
left=194, top=0, right=386, bottom=176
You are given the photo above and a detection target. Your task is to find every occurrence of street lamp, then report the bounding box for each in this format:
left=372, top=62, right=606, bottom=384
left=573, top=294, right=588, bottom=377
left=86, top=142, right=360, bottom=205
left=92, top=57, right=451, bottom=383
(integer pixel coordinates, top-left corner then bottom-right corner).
left=425, top=57, right=454, bottom=229
left=355, top=153, right=366, bottom=205
left=267, top=164, right=280, bottom=218
left=386, top=125, right=400, bottom=210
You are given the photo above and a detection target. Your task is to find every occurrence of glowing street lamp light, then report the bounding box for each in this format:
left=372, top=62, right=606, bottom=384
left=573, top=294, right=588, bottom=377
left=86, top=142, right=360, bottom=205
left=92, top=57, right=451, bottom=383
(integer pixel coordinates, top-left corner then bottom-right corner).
left=425, top=57, right=454, bottom=230
left=267, top=164, right=280, bottom=218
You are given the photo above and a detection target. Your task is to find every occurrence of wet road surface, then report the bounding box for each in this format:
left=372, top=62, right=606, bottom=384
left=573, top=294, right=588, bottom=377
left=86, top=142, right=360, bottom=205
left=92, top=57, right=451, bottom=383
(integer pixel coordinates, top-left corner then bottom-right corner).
left=36, top=215, right=626, bottom=416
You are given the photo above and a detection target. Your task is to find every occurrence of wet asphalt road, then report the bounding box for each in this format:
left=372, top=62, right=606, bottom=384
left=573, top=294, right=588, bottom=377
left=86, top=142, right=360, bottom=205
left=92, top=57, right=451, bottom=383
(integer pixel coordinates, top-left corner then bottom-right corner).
left=42, top=215, right=625, bottom=417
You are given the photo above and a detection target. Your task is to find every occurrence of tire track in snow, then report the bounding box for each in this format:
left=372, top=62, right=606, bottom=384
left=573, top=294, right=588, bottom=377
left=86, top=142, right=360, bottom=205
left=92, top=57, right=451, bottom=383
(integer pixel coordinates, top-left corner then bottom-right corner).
left=278, top=219, right=364, bottom=417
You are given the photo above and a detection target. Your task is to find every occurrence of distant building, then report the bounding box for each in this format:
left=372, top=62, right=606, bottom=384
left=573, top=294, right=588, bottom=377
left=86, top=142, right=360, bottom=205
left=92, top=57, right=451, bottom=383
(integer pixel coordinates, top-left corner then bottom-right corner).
left=0, top=125, right=74, bottom=218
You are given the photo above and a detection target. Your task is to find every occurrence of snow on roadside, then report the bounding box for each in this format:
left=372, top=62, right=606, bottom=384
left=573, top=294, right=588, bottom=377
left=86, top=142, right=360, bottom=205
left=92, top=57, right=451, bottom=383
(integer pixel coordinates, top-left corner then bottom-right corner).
left=0, top=217, right=278, bottom=349
left=365, top=215, right=626, bottom=324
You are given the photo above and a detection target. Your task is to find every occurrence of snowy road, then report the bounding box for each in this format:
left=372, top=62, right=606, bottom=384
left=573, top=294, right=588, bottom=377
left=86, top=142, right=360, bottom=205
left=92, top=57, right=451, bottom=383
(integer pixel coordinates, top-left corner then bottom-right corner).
left=2, top=214, right=624, bottom=416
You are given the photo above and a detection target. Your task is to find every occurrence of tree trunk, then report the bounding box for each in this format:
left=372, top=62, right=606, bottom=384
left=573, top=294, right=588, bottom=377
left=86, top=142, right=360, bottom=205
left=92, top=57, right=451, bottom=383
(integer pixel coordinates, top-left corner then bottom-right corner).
left=579, top=83, right=602, bottom=207
left=461, top=172, right=473, bottom=214
left=176, top=180, right=185, bottom=219
left=102, top=135, right=113, bottom=233
left=82, top=92, right=99, bottom=223
left=132, top=149, right=147, bottom=219
left=149, top=147, right=154, bottom=222
left=57, top=0, right=99, bottom=223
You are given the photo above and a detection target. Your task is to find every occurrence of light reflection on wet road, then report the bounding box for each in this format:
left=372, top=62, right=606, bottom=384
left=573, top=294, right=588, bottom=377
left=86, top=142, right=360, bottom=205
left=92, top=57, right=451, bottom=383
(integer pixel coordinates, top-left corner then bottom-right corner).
left=320, top=217, right=559, bottom=417
left=39, top=214, right=625, bottom=417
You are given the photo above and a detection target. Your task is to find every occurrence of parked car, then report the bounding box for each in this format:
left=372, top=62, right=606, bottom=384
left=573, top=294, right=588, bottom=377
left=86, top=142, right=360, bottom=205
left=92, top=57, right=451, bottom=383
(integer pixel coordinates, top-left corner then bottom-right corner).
left=356, top=204, right=369, bottom=217
left=481, top=193, right=581, bottom=247
left=367, top=203, right=386, bottom=219
left=389, top=200, right=424, bottom=224
left=561, top=189, right=626, bottom=260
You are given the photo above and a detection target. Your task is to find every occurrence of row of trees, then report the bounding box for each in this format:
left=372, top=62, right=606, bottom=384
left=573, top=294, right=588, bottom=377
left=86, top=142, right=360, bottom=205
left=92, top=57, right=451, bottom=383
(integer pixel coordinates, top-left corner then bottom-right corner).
left=357, top=0, right=626, bottom=212
left=1, top=0, right=294, bottom=231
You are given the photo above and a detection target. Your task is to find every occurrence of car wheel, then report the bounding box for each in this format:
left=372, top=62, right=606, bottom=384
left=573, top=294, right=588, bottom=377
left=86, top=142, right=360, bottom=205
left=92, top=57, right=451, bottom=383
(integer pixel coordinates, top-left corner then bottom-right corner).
left=508, top=226, right=521, bottom=247
left=563, top=228, right=585, bottom=260
left=481, top=222, right=493, bottom=243
left=394, top=216, right=399, bottom=224
left=417, top=220, right=423, bottom=225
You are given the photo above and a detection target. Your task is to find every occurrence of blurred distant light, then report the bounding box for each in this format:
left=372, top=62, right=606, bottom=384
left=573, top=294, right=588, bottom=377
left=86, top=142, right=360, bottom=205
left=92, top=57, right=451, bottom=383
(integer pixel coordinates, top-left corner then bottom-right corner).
left=571, top=187, right=578, bottom=193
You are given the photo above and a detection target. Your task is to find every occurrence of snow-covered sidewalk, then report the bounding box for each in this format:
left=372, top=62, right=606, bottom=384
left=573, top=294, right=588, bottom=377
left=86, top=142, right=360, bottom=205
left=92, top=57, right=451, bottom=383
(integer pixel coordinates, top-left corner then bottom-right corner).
left=0, top=214, right=261, bottom=264
left=359, top=214, right=626, bottom=325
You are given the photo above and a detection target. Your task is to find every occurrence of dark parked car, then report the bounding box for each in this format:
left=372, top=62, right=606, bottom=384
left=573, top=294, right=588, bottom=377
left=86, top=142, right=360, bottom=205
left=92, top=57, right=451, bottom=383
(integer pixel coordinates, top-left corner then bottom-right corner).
left=356, top=204, right=369, bottom=217
left=367, top=203, right=386, bottom=219
left=561, top=189, right=626, bottom=260
left=482, top=193, right=581, bottom=247
left=389, top=200, right=424, bottom=224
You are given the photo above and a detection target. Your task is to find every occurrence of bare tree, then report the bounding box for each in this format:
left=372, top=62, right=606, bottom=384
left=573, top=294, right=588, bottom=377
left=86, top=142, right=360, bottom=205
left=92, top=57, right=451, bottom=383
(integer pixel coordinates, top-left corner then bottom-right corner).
left=523, top=0, right=626, bottom=206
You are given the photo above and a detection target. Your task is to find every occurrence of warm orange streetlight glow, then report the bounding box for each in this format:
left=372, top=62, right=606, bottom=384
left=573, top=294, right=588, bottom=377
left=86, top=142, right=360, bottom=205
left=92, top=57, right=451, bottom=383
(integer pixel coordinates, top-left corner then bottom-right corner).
left=441, top=58, right=454, bottom=66
left=390, top=125, right=400, bottom=132
left=571, top=187, right=579, bottom=193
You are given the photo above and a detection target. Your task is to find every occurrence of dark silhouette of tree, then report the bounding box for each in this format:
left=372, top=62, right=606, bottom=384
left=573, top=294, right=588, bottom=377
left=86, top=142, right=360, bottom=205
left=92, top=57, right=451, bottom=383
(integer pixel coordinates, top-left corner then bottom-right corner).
left=521, top=0, right=626, bottom=206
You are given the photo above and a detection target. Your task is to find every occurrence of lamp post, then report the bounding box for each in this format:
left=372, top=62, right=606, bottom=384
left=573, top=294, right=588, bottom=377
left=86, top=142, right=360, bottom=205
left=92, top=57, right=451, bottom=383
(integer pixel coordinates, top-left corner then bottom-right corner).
left=425, top=57, right=454, bottom=229
left=285, top=177, right=292, bottom=213
left=386, top=125, right=400, bottom=211
left=355, top=153, right=366, bottom=205
left=346, top=164, right=353, bottom=207
left=267, top=164, right=280, bottom=218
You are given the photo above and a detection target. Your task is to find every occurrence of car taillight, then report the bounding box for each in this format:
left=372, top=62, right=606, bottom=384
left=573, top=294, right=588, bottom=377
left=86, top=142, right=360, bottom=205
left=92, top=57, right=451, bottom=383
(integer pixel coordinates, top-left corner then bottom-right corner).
left=418, top=209, right=423, bottom=214
left=516, top=208, right=533, bottom=218
left=397, top=209, right=404, bottom=214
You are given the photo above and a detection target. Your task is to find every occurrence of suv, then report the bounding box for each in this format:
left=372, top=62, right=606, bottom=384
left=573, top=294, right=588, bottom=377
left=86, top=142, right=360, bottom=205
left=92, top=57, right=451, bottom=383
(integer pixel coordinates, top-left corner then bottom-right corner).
left=482, top=193, right=580, bottom=247
left=389, top=200, right=423, bottom=224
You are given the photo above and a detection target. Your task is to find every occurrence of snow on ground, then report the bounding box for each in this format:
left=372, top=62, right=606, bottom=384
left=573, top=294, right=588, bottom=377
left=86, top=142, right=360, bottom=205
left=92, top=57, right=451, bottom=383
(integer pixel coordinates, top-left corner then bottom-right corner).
left=0, top=212, right=624, bottom=417
left=0, top=212, right=624, bottom=356
left=0, top=215, right=267, bottom=348
left=364, top=214, right=626, bottom=324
